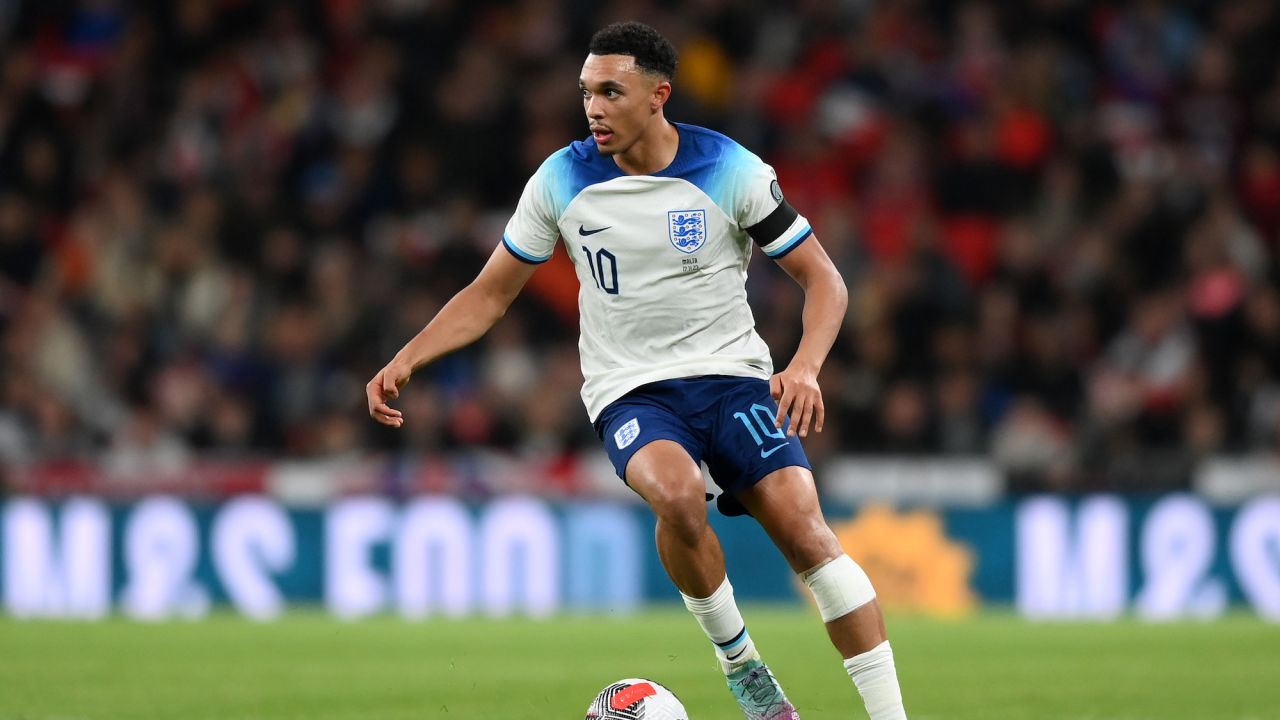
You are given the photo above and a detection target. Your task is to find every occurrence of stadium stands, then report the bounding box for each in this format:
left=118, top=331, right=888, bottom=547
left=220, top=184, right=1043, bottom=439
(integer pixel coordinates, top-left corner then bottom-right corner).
left=2, top=0, right=1280, bottom=495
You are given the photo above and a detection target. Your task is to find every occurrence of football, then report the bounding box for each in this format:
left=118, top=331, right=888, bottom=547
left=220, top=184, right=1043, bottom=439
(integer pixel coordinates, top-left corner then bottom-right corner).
left=585, top=678, right=689, bottom=720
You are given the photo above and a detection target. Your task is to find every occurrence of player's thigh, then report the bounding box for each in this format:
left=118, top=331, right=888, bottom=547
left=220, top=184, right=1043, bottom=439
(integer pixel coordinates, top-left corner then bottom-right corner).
left=737, top=465, right=842, bottom=572
left=626, top=440, right=707, bottom=516
left=596, top=396, right=707, bottom=513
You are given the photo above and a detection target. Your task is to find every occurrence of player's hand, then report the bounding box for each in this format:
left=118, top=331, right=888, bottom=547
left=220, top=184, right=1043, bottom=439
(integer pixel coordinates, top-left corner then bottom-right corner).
left=770, top=364, right=824, bottom=438
left=366, top=359, right=412, bottom=428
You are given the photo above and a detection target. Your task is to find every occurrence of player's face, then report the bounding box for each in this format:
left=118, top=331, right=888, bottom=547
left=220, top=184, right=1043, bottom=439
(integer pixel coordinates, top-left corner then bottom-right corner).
left=579, top=54, right=666, bottom=156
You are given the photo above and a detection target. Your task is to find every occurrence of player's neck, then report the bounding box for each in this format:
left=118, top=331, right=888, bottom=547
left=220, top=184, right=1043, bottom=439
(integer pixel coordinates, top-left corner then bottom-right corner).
left=613, top=118, right=679, bottom=175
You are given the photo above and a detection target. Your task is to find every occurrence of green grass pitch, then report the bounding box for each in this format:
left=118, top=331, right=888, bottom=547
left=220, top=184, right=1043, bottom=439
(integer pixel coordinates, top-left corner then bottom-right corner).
left=2, top=609, right=1278, bottom=719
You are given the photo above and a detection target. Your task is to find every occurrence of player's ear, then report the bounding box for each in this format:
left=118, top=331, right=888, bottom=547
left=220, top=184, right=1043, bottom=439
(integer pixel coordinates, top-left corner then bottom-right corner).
left=651, top=80, right=671, bottom=111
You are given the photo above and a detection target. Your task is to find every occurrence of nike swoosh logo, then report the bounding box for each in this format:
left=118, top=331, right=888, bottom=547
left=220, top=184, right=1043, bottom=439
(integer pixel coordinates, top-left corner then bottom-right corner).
left=578, top=225, right=611, bottom=236
left=726, top=647, right=748, bottom=661
left=760, top=443, right=790, bottom=458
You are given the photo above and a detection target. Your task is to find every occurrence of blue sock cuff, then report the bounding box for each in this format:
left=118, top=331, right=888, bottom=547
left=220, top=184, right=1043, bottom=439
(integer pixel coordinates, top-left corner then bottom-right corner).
left=714, top=626, right=749, bottom=651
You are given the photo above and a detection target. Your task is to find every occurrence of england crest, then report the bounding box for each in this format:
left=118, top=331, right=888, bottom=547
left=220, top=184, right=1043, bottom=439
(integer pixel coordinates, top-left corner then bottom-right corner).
left=668, top=209, right=706, bottom=254
left=614, top=418, right=640, bottom=449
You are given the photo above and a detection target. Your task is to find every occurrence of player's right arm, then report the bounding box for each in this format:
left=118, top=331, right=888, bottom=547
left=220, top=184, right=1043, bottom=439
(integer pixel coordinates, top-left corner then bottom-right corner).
left=366, top=247, right=538, bottom=427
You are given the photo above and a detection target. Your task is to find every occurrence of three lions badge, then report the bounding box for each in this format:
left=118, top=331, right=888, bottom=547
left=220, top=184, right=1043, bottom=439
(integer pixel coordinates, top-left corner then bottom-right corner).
left=668, top=210, right=706, bottom=254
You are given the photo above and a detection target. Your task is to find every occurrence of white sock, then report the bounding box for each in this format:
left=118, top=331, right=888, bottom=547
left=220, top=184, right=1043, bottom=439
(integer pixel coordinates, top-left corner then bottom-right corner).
left=681, top=577, right=759, bottom=674
left=843, top=640, right=907, bottom=720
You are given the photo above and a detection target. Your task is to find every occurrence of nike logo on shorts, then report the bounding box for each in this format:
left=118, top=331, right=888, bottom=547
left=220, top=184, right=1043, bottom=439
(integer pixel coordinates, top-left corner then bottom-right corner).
left=578, top=224, right=610, bottom=236
left=760, top=442, right=790, bottom=458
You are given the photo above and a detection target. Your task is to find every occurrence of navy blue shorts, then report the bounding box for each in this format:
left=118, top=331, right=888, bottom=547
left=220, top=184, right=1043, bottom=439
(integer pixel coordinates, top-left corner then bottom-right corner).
left=593, top=376, right=812, bottom=511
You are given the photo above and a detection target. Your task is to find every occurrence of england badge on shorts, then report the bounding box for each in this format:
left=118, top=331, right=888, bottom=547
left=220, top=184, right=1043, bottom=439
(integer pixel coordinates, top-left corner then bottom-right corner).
left=668, top=209, right=706, bottom=254
left=614, top=418, right=641, bottom=449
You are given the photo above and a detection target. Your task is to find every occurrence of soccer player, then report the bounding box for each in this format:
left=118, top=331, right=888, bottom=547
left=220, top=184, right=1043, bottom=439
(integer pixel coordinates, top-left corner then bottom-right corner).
left=367, top=21, right=907, bottom=720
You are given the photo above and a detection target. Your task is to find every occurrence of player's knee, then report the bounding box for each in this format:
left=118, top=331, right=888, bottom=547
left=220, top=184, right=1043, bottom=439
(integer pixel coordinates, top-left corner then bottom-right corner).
left=657, top=508, right=709, bottom=548
left=631, top=462, right=703, bottom=510
left=644, top=480, right=708, bottom=544
left=800, top=553, right=877, bottom=623
left=778, top=518, right=843, bottom=572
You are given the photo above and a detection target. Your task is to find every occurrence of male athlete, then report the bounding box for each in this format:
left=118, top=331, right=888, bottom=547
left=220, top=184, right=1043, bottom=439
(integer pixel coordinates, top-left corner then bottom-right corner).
left=367, top=22, right=907, bottom=720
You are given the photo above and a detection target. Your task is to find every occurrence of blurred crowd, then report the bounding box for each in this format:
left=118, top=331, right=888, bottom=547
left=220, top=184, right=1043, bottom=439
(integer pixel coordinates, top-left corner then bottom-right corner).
left=3, top=0, right=1280, bottom=492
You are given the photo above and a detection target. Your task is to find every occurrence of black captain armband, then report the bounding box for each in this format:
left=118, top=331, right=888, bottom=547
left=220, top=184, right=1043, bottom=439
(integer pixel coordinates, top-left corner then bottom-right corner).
left=745, top=199, right=800, bottom=246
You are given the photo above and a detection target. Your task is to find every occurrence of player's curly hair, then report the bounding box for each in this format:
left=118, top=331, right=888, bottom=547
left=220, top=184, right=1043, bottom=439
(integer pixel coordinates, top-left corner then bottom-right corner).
left=588, top=22, right=678, bottom=79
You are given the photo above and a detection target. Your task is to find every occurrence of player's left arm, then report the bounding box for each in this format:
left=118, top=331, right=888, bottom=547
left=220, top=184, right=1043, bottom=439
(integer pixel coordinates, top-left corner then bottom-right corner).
left=770, top=236, right=848, bottom=438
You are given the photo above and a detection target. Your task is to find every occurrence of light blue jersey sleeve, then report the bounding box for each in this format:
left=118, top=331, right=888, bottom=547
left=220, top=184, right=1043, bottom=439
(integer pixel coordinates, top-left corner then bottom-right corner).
left=501, top=151, right=575, bottom=264
left=724, top=146, right=812, bottom=259
left=726, top=147, right=782, bottom=228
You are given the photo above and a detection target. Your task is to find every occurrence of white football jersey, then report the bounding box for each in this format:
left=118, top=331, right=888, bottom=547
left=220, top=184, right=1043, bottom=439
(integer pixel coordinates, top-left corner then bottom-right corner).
left=502, top=123, right=812, bottom=421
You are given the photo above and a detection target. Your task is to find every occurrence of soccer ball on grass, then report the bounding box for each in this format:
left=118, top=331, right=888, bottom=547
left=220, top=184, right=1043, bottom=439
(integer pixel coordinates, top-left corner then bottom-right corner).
left=585, top=678, right=688, bottom=719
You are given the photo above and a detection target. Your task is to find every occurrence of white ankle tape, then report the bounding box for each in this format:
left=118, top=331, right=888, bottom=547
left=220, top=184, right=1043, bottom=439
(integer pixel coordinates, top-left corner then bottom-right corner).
left=801, top=554, right=875, bottom=622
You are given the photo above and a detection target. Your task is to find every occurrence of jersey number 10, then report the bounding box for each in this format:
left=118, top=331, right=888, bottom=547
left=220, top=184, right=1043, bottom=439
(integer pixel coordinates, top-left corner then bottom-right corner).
left=581, top=246, right=619, bottom=295
left=733, top=404, right=787, bottom=445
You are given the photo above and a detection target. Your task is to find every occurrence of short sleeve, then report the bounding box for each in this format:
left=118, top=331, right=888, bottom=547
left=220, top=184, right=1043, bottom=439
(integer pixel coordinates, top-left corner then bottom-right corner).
left=501, top=167, right=560, bottom=264
left=734, top=155, right=812, bottom=260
